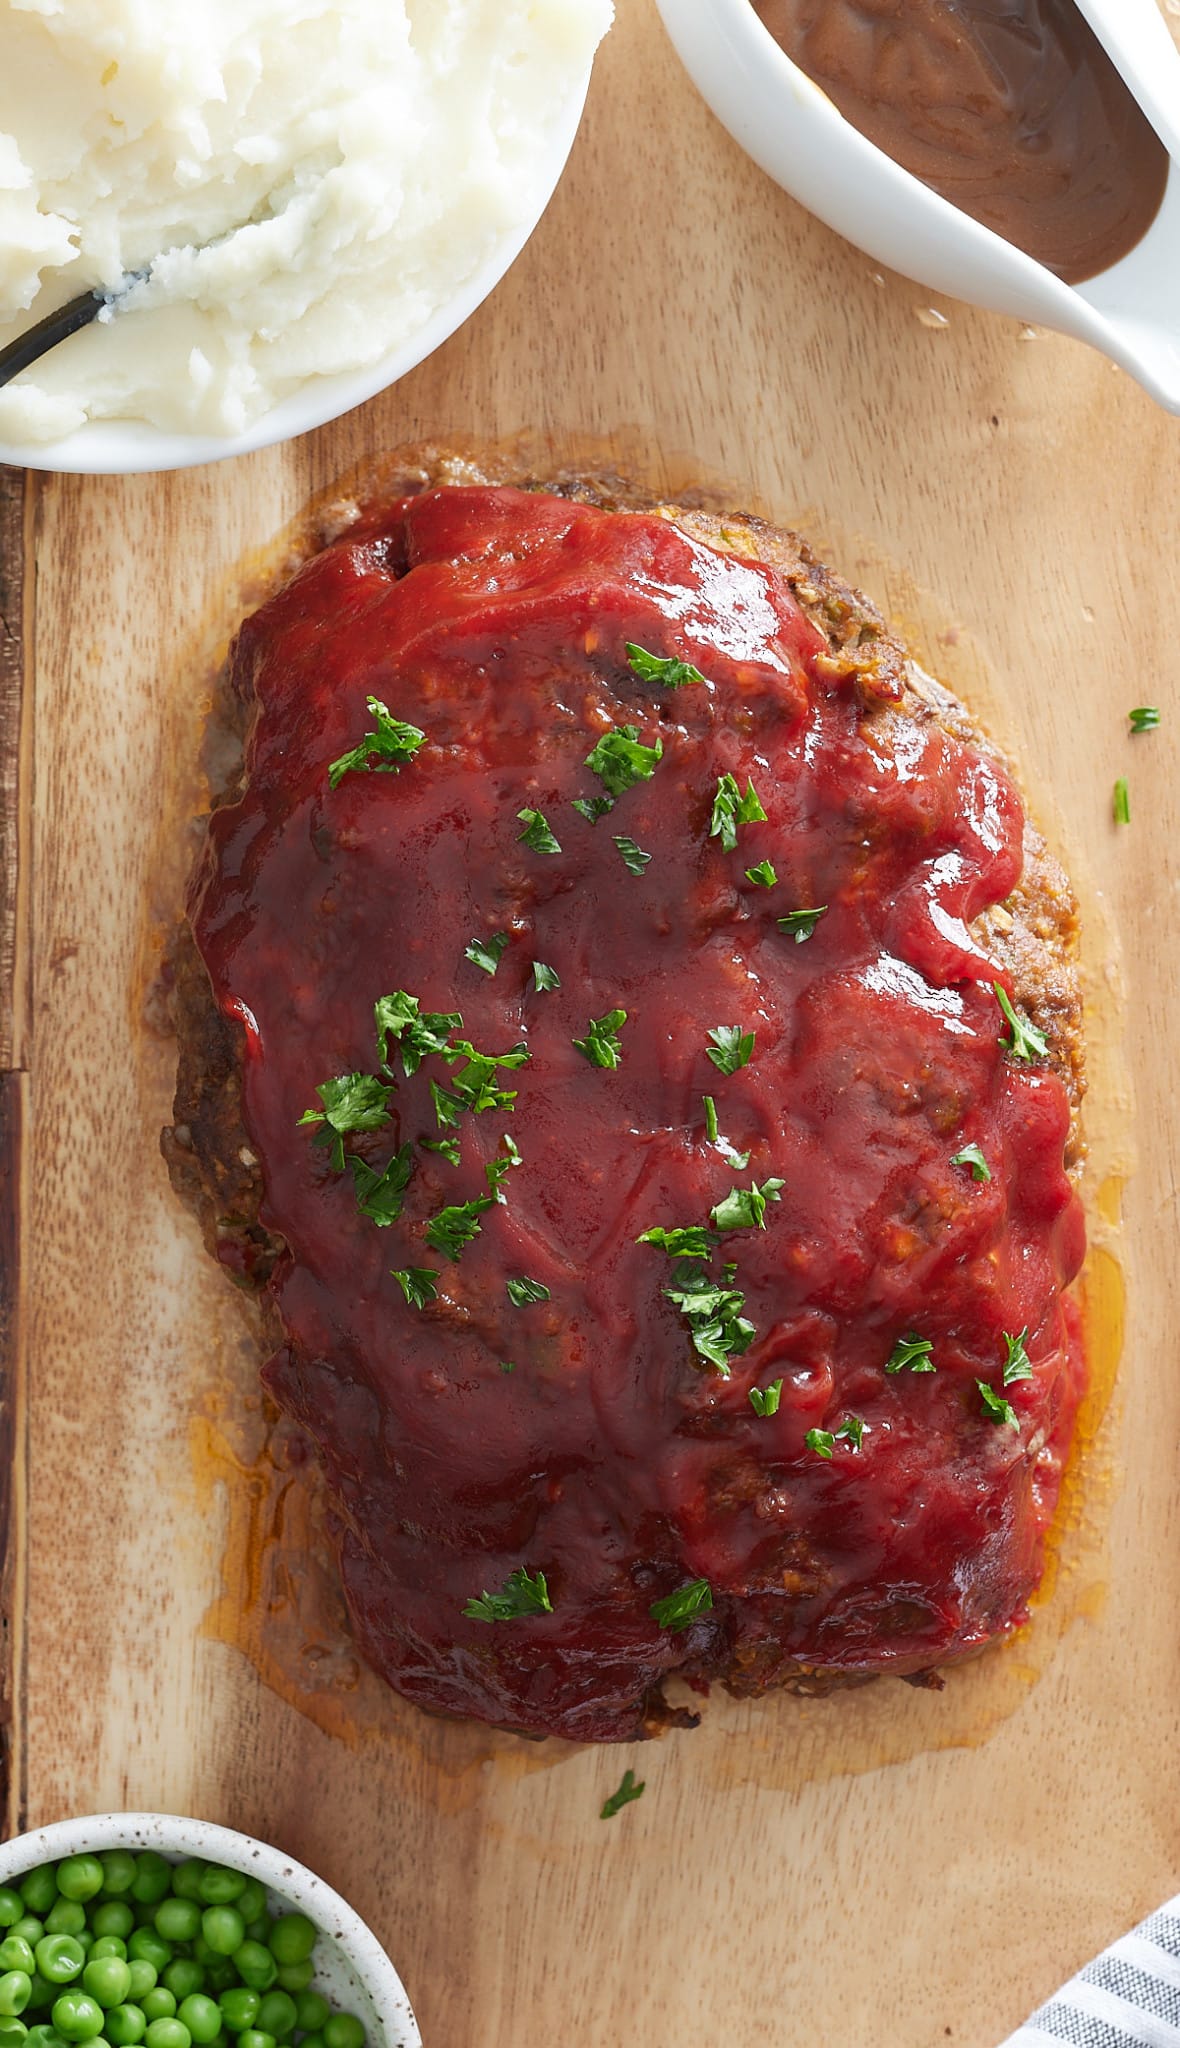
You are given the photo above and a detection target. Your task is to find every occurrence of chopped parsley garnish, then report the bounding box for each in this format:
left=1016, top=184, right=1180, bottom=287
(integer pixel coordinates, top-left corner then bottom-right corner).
left=422, top=1136, right=461, bottom=1166
left=702, top=1095, right=750, bottom=1170
left=374, top=990, right=462, bottom=1075
left=347, top=1144, right=414, bottom=1226
left=463, top=1566, right=552, bottom=1623
left=424, top=1196, right=494, bottom=1261
left=745, top=860, right=778, bottom=888
left=532, top=961, right=561, bottom=993
left=952, top=1143, right=992, bottom=1182
left=500, top=1360, right=517, bottom=1374
left=298, top=1073, right=394, bottom=1171
left=1130, top=706, right=1160, bottom=733
left=710, top=1177, right=784, bottom=1233
left=625, top=642, right=705, bottom=689
left=637, top=1223, right=716, bottom=1258
left=392, top=1267, right=439, bottom=1309
left=977, top=1380, right=1019, bottom=1429
left=710, top=773, right=767, bottom=852
left=1113, top=777, right=1130, bottom=826
left=572, top=794, right=615, bottom=825
left=327, top=699, right=425, bottom=790
left=806, top=1418, right=866, bottom=1457
left=662, top=1260, right=755, bottom=1375
left=485, top=1137, right=522, bottom=1203
left=748, top=1379, right=783, bottom=1417
left=585, top=724, right=664, bottom=798
left=600, top=1768, right=646, bottom=1819
left=614, top=834, right=652, bottom=876
left=994, top=983, right=1049, bottom=1062
left=885, top=1332, right=936, bottom=1374
left=506, top=1275, right=551, bottom=1306
left=778, top=906, right=827, bottom=943
left=573, top=1008, right=628, bottom=1069
left=1002, top=1328, right=1033, bottom=1385
left=650, top=1579, right=713, bottom=1632
left=465, top=931, right=510, bottom=977
left=706, top=1025, right=755, bottom=1075
left=431, top=1041, right=530, bottom=1125
left=518, top=808, right=562, bottom=856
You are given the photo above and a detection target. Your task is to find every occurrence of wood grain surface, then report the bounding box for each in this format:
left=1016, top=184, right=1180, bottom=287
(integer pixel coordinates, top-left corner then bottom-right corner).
left=3, top=4, right=1180, bottom=2045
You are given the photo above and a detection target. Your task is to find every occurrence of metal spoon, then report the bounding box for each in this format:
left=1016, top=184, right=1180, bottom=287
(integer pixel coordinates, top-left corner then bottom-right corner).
left=0, top=273, right=146, bottom=389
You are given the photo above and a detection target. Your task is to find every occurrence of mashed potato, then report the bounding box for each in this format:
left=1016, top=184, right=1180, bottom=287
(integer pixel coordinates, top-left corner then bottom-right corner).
left=0, top=0, right=612, bottom=442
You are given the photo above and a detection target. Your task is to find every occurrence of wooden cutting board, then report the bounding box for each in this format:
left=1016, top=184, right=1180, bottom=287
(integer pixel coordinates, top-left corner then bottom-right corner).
left=2, top=4, right=1178, bottom=2043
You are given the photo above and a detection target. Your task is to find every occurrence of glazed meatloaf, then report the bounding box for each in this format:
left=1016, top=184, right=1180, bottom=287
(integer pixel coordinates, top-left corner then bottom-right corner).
left=164, top=469, right=1086, bottom=1745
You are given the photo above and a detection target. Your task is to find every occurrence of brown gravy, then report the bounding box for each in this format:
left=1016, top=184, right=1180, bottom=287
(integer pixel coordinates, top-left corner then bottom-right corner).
left=751, top=0, right=1169, bottom=283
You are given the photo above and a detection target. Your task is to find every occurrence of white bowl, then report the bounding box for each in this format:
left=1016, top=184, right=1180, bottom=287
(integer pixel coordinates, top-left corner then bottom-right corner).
left=0, top=1813, right=420, bottom=2048
left=0, top=64, right=595, bottom=478
left=654, top=0, right=1180, bottom=413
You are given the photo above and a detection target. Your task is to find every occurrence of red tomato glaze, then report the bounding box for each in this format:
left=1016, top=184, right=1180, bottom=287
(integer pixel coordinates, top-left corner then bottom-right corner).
left=190, top=484, right=1086, bottom=1743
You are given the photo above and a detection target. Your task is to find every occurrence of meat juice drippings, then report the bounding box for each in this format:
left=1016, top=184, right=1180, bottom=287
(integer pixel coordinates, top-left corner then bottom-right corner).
left=751, top=0, right=1169, bottom=283
left=190, top=485, right=1087, bottom=1743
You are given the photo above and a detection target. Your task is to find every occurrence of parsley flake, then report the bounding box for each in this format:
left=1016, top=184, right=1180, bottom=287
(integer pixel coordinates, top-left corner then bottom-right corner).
left=463, top=1566, right=552, bottom=1623
left=710, top=773, right=767, bottom=853
left=838, top=1416, right=866, bottom=1449
left=886, top=1332, right=936, bottom=1374
left=600, top=1768, right=646, bottom=1819
left=637, top=1223, right=716, bottom=1258
left=1002, top=1328, right=1033, bottom=1385
left=485, top=1137, right=522, bottom=1204
left=573, top=1008, right=628, bottom=1069
left=465, top=932, right=510, bottom=977
left=422, top=1136, right=461, bottom=1166
left=572, top=794, right=615, bottom=824
left=298, top=1073, right=394, bottom=1172
left=518, top=808, right=562, bottom=856
left=778, top=906, right=827, bottom=944
left=1113, top=777, right=1130, bottom=826
left=650, top=1579, right=713, bottom=1632
left=710, top=1177, right=784, bottom=1233
left=614, top=834, right=652, bottom=876
left=585, top=724, right=663, bottom=798
left=347, top=1144, right=414, bottom=1226
left=706, top=1025, right=755, bottom=1075
left=806, top=1418, right=865, bottom=1457
left=661, top=1260, right=755, bottom=1375
left=500, top=1360, right=517, bottom=1374
left=952, top=1143, right=992, bottom=1182
left=328, top=700, right=424, bottom=789
left=532, top=961, right=561, bottom=993
left=745, top=860, right=778, bottom=888
left=702, top=1095, right=750, bottom=1170
left=424, top=1196, right=494, bottom=1261
left=977, top=1380, right=1019, bottom=1429
left=374, top=990, right=461, bottom=1075
left=626, top=642, right=705, bottom=689
left=1130, top=706, right=1160, bottom=733
left=506, top=1275, right=551, bottom=1306
left=748, top=1379, right=783, bottom=1417
left=391, top=1267, right=439, bottom=1309
left=994, top=983, right=1049, bottom=1062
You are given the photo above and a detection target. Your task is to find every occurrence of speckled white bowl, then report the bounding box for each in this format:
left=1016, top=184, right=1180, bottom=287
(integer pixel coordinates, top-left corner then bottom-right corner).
left=0, top=1815, right=420, bottom=2048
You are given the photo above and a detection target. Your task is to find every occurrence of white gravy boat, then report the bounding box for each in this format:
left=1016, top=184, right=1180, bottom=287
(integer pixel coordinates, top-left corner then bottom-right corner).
left=654, top=0, right=1180, bottom=414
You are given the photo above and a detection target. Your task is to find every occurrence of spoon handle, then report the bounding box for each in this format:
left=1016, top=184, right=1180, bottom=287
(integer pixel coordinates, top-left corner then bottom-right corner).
left=0, top=290, right=104, bottom=389
left=1072, top=0, right=1180, bottom=166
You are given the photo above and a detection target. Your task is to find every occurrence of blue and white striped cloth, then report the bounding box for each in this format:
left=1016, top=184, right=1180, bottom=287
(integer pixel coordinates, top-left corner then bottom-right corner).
left=1005, top=1901, right=1180, bottom=2046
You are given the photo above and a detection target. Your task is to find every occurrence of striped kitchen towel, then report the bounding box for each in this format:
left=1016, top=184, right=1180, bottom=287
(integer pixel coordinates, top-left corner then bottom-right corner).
left=1004, top=1900, right=1180, bottom=2045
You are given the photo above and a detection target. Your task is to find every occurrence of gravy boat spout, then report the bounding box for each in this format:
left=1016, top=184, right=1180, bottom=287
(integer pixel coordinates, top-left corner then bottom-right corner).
left=654, top=0, right=1180, bottom=415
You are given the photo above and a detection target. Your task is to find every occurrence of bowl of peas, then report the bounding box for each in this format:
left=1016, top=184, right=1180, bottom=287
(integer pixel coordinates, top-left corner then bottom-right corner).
left=0, top=1817, right=419, bottom=2048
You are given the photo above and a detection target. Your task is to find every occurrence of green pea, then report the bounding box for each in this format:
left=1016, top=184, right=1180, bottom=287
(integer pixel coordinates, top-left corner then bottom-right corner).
left=0, top=1904, right=23, bottom=1936
left=84, top=1950, right=122, bottom=1973
left=80, top=1962, right=129, bottom=2013
left=193, top=1879, right=241, bottom=1916
left=66, top=1948, right=88, bottom=1967
left=86, top=1919, right=127, bottom=1955
left=298, top=2033, right=324, bottom=2048
left=129, top=1864, right=170, bottom=1913
left=144, top=2024, right=189, bottom=2048
left=138, top=1996, right=174, bottom=2027
left=149, top=1910, right=193, bottom=1954
left=167, top=1871, right=202, bottom=1910
left=249, top=1999, right=291, bottom=2048
left=23, top=1976, right=53, bottom=2014
left=213, top=1994, right=254, bottom=2041
left=25, top=2028, right=64, bottom=2048
left=0, top=1946, right=34, bottom=1983
left=52, top=1870, right=100, bottom=1913
left=174, top=2001, right=218, bottom=2048
left=232, top=1889, right=264, bottom=1934
left=33, top=1944, right=82, bottom=1991
left=41, top=1912, right=81, bottom=1947
left=264, top=1924, right=310, bottom=1975
left=0, top=1976, right=31, bottom=2017
left=17, top=1880, right=55, bottom=1924
left=49, top=1994, right=103, bottom=2043
left=95, top=1863, right=134, bottom=1907
left=102, top=2012, right=143, bottom=2048
left=0, top=2022, right=28, bottom=2045
left=199, top=1922, right=239, bottom=1971
left=224, top=1953, right=269, bottom=2000
left=160, top=1968, right=201, bottom=2007
left=124, top=1967, right=155, bottom=2004
left=7, top=1936, right=39, bottom=1961
left=236, top=2032, right=274, bottom=2048
left=322, top=2017, right=363, bottom=2048
left=126, top=1938, right=169, bottom=1978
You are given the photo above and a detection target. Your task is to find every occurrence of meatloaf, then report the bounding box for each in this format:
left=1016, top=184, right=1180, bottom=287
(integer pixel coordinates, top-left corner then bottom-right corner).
left=164, top=469, right=1086, bottom=1744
